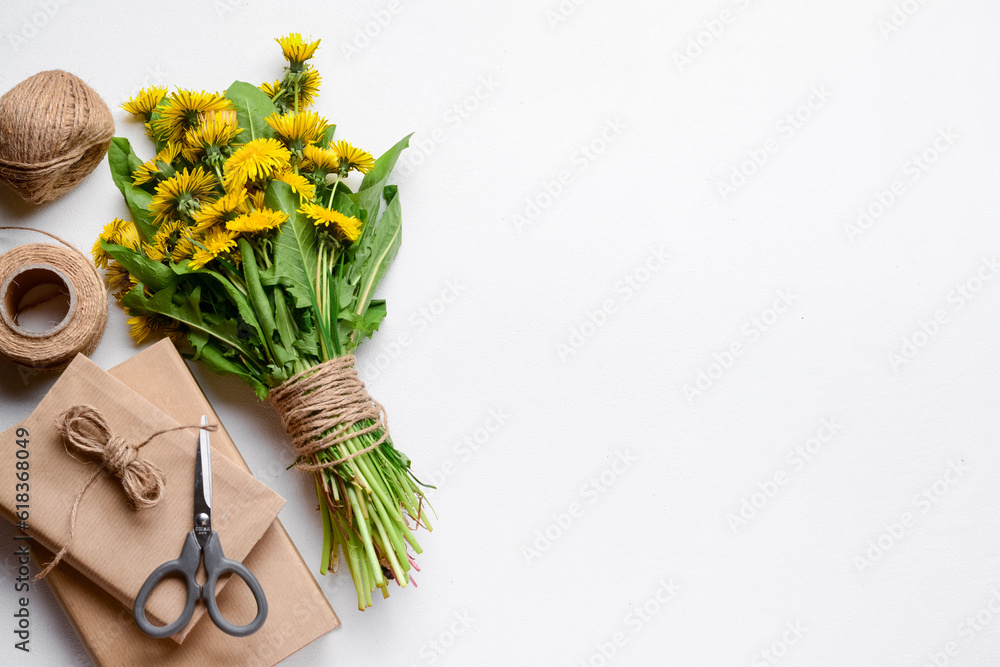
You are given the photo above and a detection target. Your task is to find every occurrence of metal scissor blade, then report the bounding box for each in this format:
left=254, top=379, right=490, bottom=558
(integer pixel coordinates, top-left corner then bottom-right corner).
left=193, top=415, right=212, bottom=537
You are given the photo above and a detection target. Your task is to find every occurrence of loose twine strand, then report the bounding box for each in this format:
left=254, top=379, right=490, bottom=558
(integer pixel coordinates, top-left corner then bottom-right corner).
left=36, top=405, right=217, bottom=580
left=268, top=354, right=389, bottom=472
left=0, top=70, right=115, bottom=205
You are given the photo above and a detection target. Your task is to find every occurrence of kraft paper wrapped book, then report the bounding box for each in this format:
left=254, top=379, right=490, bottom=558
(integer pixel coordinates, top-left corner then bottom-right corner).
left=34, top=340, right=340, bottom=665
left=0, top=353, right=285, bottom=642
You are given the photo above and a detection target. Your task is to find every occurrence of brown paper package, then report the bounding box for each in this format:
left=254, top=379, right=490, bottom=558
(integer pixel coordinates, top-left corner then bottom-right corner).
left=19, top=341, right=339, bottom=665
left=0, top=353, right=285, bottom=642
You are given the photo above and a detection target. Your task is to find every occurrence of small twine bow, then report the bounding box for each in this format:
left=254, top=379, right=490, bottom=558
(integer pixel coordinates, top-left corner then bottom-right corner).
left=59, top=405, right=166, bottom=509
left=36, top=405, right=216, bottom=579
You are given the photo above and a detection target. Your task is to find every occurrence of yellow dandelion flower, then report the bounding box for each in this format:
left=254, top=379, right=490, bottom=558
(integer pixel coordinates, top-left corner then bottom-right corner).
left=226, top=208, right=288, bottom=234
left=260, top=80, right=283, bottom=99
left=105, top=262, right=135, bottom=300
left=127, top=314, right=154, bottom=343
left=161, top=320, right=184, bottom=343
left=152, top=90, right=234, bottom=144
left=116, top=220, right=142, bottom=250
left=298, top=68, right=321, bottom=108
left=104, top=218, right=128, bottom=236
left=191, top=188, right=250, bottom=231
left=132, top=142, right=183, bottom=186
left=188, top=227, right=238, bottom=270
left=95, top=218, right=142, bottom=253
left=154, top=220, right=185, bottom=239
left=188, top=248, right=215, bottom=269
left=92, top=218, right=129, bottom=268
left=148, top=220, right=185, bottom=260
left=276, top=33, right=320, bottom=66
left=265, top=110, right=329, bottom=152
left=301, top=144, right=339, bottom=172
left=223, top=138, right=291, bottom=190
left=122, top=86, right=168, bottom=118
left=128, top=314, right=181, bottom=345
left=148, top=168, right=218, bottom=224
left=248, top=189, right=267, bottom=210
left=188, top=249, right=213, bottom=270
left=276, top=171, right=316, bottom=202
left=183, top=110, right=243, bottom=163
left=91, top=240, right=109, bottom=268
left=170, top=228, right=198, bottom=263
left=143, top=242, right=166, bottom=263
left=299, top=202, right=362, bottom=242
left=92, top=240, right=111, bottom=269
left=331, top=141, right=376, bottom=175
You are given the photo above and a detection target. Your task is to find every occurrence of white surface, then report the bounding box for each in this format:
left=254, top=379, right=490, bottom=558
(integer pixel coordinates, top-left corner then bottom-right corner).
left=1, top=1, right=999, bottom=665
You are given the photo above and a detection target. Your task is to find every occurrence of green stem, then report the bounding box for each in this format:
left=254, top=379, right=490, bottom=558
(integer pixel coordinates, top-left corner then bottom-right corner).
left=253, top=238, right=272, bottom=270
left=346, top=486, right=384, bottom=589
left=326, top=174, right=342, bottom=208
left=331, top=251, right=342, bottom=357
left=220, top=265, right=249, bottom=297
left=370, top=507, right=406, bottom=585
left=315, top=243, right=331, bottom=361
left=345, top=430, right=395, bottom=516
left=239, top=238, right=282, bottom=366
left=316, top=477, right=332, bottom=575
left=337, top=518, right=367, bottom=610
left=397, top=510, right=423, bottom=553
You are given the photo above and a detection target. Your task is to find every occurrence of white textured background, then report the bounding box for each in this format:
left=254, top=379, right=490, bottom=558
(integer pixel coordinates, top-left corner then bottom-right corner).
left=2, top=1, right=1000, bottom=665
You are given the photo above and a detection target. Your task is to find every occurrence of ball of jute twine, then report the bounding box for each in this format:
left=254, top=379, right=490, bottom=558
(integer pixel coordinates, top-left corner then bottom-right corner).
left=36, top=405, right=218, bottom=580
left=0, top=70, right=114, bottom=205
left=268, top=354, right=390, bottom=472
left=0, top=227, right=107, bottom=370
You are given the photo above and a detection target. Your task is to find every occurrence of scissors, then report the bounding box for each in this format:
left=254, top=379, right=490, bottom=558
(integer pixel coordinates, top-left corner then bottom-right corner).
left=133, top=416, right=268, bottom=638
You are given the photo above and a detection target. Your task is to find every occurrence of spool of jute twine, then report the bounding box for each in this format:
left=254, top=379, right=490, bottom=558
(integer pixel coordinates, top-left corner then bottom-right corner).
left=0, top=227, right=107, bottom=371
left=0, top=70, right=115, bottom=205
left=268, top=354, right=390, bottom=472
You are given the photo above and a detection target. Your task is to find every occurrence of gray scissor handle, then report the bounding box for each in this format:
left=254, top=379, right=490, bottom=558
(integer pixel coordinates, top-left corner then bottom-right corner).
left=133, top=531, right=267, bottom=639
left=133, top=531, right=201, bottom=639
left=201, top=531, right=268, bottom=637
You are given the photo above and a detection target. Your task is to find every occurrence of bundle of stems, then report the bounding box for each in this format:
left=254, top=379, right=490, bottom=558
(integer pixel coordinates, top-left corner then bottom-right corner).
left=313, top=422, right=432, bottom=607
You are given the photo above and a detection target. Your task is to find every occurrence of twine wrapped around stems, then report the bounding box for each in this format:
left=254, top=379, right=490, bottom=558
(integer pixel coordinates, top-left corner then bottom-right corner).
left=268, top=354, right=389, bottom=472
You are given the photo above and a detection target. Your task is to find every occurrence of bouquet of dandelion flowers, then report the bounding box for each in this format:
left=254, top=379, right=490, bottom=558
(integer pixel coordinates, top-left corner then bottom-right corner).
left=93, top=34, right=431, bottom=609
